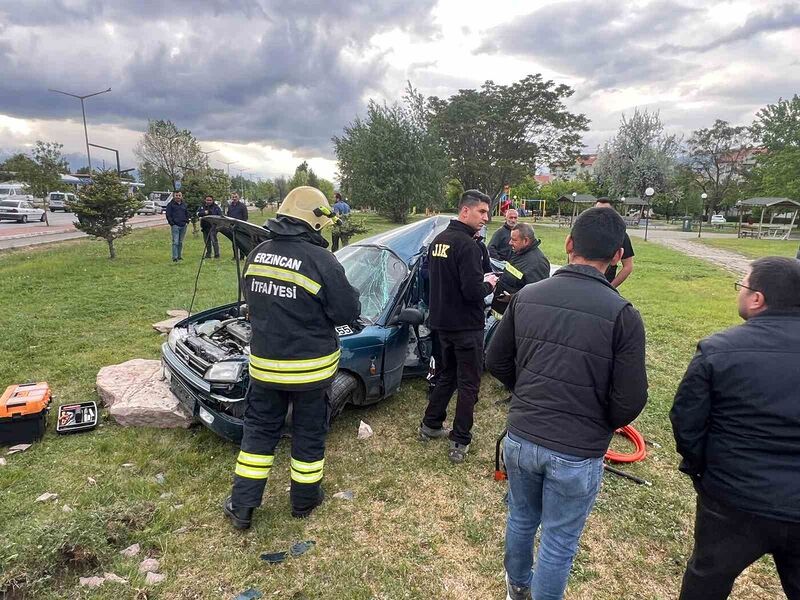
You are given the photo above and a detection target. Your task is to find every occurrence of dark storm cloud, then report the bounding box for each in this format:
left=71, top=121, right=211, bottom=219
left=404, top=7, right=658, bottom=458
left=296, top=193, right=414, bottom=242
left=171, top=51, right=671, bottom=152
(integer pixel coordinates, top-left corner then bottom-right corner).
left=476, top=0, right=701, bottom=91
left=0, top=0, right=438, bottom=156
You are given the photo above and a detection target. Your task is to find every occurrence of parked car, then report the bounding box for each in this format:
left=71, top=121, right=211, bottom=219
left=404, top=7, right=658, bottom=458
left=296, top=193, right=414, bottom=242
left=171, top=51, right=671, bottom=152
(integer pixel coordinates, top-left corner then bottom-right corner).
left=0, top=183, right=35, bottom=204
left=149, top=191, right=173, bottom=213
left=710, top=214, right=726, bottom=225
left=47, top=191, right=77, bottom=212
left=0, top=199, right=46, bottom=223
left=162, top=216, right=471, bottom=442
left=137, top=200, right=159, bottom=215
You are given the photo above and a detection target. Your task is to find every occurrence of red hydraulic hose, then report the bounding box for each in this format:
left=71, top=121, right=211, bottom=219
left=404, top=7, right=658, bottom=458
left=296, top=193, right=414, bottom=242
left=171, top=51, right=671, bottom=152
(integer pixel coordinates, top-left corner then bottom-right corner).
left=605, top=425, right=647, bottom=463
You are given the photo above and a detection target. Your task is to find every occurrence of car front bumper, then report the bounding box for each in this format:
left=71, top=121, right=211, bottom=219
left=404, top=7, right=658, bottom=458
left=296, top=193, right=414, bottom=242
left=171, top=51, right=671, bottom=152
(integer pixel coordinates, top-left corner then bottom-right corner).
left=161, top=342, right=244, bottom=443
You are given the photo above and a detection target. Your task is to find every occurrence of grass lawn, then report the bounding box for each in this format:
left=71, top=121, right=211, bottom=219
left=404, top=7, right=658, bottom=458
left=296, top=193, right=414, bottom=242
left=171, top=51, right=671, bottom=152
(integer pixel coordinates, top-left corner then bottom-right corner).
left=0, top=212, right=784, bottom=599
left=699, top=236, right=799, bottom=259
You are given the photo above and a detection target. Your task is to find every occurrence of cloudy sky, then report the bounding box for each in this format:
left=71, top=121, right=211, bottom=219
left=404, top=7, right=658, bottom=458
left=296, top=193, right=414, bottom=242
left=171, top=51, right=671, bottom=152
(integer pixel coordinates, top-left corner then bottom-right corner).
left=1, top=0, right=798, bottom=182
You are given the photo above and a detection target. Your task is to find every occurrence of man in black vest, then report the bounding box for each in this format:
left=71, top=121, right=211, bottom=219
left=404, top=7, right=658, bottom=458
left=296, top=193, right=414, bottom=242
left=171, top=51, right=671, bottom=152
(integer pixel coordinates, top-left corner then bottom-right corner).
left=671, top=257, right=800, bottom=600
left=418, top=190, right=498, bottom=463
left=486, top=207, right=648, bottom=600
left=488, top=209, right=518, bottom=261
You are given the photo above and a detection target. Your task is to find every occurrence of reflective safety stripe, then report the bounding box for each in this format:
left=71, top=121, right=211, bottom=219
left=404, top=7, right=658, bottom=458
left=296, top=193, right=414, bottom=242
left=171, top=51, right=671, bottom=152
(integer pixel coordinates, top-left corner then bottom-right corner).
left=491, top=309, right=504, bottom=321
left=235, top=464, right=271, bottom=479
left=249, top=361, right=339, bottom=385
left=505, top=263, right=523, bottom=280
left=237, top=451, right=274, bottom=467
left=245, top=264, right=321, bottom=295
left=290, top=457, right=324, bottom=484
left=250, top=349, right=341, bottom=373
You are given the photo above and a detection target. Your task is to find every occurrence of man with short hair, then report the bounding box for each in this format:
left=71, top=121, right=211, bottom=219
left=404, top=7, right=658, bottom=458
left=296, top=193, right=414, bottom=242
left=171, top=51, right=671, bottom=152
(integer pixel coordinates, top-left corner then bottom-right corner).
left=671, top=256, right=800, bottom=600
left=165, top=190, right=189, bottom=262
left=227, top=192, right=249, bottom=261
left=596, top=198, right=635, bottom=287
left=489, top=223, right=550, bottom=320
left=486, top=207, right=648, bottom=600
left=418, top=190, right=498, bottom=463
left=488, top=209, right=519, bottom=262
left=197, top=194, right=223, bottom=258
left=331, top=192, right=351, bottom=252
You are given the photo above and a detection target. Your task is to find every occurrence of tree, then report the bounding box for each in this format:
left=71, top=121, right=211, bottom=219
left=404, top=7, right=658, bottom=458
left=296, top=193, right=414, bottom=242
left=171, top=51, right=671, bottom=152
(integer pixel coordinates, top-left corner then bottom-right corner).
left=594, top=108, right=679, bottom=202
left=747, top=148, right=800, bottom=200
left=181, top=168, right=230, bottom=232
left=751, top=94, right=800, bottom=151
left=134, top=120, right=205, bottom=190
left=274, top=176, right=290, bottom=202
left=254, top=179, right=278, bottom=202
left=8, top=142, right=70, bottom=200
left=317, top=178, right=335, bottom=201
left=72, top=170, right=140, bottom=259
left=334, top=85, right=447, bottom=223
left=538, top=179, right=592, bottom=216
left=684, top=120, right=750, bottom=214
left=444, top=178, right=464, bottom=211
left=139, top=161, right=173, bottom=194
left=288, top=161, right=323, bottom=191
left=429, top=74, right=589, bottom=206
left=254, top=198, right=267, bottom=214
left=0, top=153, right=37, bottom=183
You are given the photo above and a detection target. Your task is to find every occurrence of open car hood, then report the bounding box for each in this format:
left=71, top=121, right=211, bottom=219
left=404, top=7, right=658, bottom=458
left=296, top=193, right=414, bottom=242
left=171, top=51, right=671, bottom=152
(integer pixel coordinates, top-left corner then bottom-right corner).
left=202, top=215, right=270, bottom=256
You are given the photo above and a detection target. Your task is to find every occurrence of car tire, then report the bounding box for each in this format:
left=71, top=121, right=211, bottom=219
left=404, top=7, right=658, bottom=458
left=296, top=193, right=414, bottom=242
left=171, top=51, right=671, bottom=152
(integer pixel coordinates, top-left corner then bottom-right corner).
left=50, top=208, right=55, bottom=212
left=20, top=215, right=28, bottom=224
left=329, top=371, right=363, bottom=422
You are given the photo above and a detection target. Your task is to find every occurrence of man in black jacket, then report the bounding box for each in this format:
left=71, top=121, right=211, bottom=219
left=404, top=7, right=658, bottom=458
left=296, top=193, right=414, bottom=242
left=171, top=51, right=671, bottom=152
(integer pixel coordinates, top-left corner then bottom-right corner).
left=165, top=191, right=189, bottom=262
left=223, top=186, right=360, bottom=530
left=486, top=207, right=648, bottom=600
left=671, top=256, right=800, bottom=600
left=418, top=190, right=498, bottom=463
left=197, top=195, right=223, bottom=258
left=488, top=209, right=518, bottom=261
left=489, top=223, right=550, bottom=320
left=226, top=192, right=249, bottom=261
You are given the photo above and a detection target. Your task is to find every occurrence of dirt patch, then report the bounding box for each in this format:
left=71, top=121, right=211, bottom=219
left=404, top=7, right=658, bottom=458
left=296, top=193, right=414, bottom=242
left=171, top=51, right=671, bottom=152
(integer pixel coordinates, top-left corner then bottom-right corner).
left=650, top=237, right=751, bottom=276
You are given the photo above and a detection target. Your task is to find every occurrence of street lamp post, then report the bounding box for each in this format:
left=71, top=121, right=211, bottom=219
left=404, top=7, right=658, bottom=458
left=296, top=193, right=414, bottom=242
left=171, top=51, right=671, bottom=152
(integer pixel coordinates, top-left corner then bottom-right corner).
left=48, top=87, right=111, bottom=174
left=644, top=187, right=655, bottom=241
left=88, top=143, right=120, bottom=176
left=698, top=193, right=708, bottom=238
left=571, top=191, right=577, bottom=225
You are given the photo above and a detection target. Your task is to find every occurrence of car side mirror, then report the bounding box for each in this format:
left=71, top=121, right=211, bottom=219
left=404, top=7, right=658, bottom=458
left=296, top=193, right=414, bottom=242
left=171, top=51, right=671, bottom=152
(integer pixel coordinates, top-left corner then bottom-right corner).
left=395, top=307, right=424, bottom=326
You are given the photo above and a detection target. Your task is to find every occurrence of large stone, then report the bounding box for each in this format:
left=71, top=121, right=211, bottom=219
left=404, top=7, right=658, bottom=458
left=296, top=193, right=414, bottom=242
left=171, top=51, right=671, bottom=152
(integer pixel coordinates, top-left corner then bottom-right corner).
left=152, top=316, right=184, bottom=334
left=96, top=359, right=193, bottom=429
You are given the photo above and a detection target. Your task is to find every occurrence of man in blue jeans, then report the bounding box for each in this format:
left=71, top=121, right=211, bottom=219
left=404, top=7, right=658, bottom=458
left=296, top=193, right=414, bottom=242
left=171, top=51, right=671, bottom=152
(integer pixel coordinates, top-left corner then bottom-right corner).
left=487, top=207, right=648, bottom=600
left=165, top=191, right=189, bottom=262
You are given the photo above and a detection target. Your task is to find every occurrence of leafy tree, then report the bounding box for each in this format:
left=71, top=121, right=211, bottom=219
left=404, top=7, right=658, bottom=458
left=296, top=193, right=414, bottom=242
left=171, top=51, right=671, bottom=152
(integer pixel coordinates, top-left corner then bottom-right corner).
left=181, top=168, right=230, bottom=232
left=0, top=153, right=37, bottom=183
left=429, top=74, right=589, bottom=207
left=751, top=94, right=800, bottom=151
left=334, top=85, right=447, bottom=223
left=684, top=120, right=750, bottom=214
left=317, top=178, right=335, bottom=201
left=594, top=108, right=679, bottom=202
left=538, top=179, right=592, bottom=216
left=134, top=120, right=205, bottom=190
left=139, top=161, right=173, bottom=194
left=254, top=198, right=267, bottom=214
left=747, top=148, right=800, bottom=200
left=288, top=161, right=323, bottom=191
left=274, top=175, right=290, bottom=201
left=444, top=178, right=464, bottom=211
left=7, top=142, right=70, bottom=201
left=254, top=179, right=278, bottom=202
left=72, top=170, right=140, bottom=259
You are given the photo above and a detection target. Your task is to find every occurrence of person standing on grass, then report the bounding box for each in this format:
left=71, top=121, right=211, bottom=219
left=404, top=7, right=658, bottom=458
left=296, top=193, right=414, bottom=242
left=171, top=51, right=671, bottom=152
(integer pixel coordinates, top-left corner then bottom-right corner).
left=418, top=190, right=498, bottom=464
left=226, top=192, right=249, bottom=261
left=595, top=198, right=635, bottom=288
left=486, top=207, right=648, bottom=600
left=165, top=190, right=189, bottom=262
left=488, top=209, right=518, bottom=262
left=671, top=256, right=800, bottom=600
left=197, top=195, right=222, bottom=259
left=331, top=192, right=351, bottom=252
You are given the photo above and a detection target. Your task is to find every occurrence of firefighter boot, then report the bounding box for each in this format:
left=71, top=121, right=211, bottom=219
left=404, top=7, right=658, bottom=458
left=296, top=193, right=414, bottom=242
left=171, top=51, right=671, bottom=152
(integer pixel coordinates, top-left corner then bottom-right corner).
left=291, top=487, right=325, bottom=519
left=223, top=496, right=254, bottom=530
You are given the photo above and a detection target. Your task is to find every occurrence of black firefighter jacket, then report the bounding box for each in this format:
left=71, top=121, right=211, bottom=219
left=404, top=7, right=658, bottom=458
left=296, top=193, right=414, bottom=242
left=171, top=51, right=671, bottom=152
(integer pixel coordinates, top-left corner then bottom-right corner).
left=243, top=216, right=361, bottom=391
left=670, top=308, right=800, bottom=523
left=427, top=220, right=493, bottom=331
left=486, top=264, right=648, bottom=458
left=490, top=239, right=550, bottom=317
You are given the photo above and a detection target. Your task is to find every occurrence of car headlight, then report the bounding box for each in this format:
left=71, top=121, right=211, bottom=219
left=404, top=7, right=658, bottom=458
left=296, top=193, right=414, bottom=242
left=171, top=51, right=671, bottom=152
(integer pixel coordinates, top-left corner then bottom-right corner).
left=205, top=361, right=245, bottom=383
left=168, top=327, right=189, bottom=351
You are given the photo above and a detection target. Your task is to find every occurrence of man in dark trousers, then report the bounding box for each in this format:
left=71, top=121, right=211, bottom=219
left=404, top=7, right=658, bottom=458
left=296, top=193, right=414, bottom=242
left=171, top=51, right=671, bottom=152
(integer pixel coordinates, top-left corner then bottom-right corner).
left=671, top=256, right=800, bottom=600
left=197, top=194, right=223, bottom=258
left=165, top=190, right=189, bottom=262
left=223, top=186, right=360, bottom=530
left=226, top=192, right=249, bottom=261
left=486, top=208, right=648, bottom=600
left=331, top=192, right=351, bottom=252
left=488, top=208, right=518, bottom=261
left=418, top=190, right=498, bottom=463
left=596, top=198, right=635, bottom=287
left=489, top=223, right=550, bottom=320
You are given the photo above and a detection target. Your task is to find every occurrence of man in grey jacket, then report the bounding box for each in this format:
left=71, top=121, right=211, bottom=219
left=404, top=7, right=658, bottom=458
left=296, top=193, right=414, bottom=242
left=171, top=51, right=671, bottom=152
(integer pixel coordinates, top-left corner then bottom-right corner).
left=487, top=207, right=648, bottom=600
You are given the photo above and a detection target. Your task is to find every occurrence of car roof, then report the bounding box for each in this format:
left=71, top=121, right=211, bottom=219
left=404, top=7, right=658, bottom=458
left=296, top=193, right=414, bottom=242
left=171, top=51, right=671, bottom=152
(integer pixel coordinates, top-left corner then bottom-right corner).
left=348, top=215, right=452, bottom=265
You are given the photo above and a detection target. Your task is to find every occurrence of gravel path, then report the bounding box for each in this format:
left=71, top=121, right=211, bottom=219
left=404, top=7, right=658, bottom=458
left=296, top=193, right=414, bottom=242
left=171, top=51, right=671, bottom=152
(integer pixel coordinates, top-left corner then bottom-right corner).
left=645, top=236, right=751, bottom=276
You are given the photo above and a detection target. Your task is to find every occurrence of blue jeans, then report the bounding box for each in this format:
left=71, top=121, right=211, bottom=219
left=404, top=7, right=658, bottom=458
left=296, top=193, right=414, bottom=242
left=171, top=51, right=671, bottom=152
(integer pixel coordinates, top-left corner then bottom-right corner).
left=171, top=225, right=187, bottom=260
left=504, top=432, right=604, bottom=599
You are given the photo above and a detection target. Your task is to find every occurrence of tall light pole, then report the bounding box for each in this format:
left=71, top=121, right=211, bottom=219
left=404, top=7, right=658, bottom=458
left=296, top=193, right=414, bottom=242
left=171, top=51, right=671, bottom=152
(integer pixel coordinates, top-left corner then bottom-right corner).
left=644, top=187, right=655, bottom=241
left=698, top=192, right=708, bottom=238
left=48, top=87, right=111, bottom=174
left=200, top=149, right=218, bottom=170
left=88, top=143, right=120, bottom=176
left=235, top=168, right=250, bottom=200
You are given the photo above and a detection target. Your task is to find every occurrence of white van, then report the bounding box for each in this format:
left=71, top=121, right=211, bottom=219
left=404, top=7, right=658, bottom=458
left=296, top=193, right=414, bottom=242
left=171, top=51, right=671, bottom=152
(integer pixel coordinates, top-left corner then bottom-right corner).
left=47, top=191, right=78, bottom=212
left=0, top=182, right=35, bottom=204
left=149, top=191, right=173, bottom=213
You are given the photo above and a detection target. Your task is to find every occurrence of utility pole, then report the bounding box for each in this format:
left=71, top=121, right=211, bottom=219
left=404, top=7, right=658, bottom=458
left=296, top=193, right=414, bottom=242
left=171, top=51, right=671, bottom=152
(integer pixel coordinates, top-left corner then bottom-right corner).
left=88, top=143, right=120, bottom=176
left=48, top=87, right=111, bottom=174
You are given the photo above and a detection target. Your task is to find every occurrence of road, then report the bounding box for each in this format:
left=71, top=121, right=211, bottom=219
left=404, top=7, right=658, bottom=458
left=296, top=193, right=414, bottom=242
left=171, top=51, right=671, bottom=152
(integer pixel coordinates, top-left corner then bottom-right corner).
left=0, top=211, right=167, bottom=251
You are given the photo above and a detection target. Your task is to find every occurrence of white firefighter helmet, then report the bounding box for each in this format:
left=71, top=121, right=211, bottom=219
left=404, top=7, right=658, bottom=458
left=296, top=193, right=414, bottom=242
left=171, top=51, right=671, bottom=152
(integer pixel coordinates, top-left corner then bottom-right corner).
left=277, top=186, right=335, bottom=231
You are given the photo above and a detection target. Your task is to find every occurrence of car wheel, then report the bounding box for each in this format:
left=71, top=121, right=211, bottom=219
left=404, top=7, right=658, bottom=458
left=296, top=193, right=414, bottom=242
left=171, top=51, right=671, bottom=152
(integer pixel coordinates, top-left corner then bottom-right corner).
left=328, top=372, right=363, bottom=423
left=50, top=208, right=55, bottom=212
left=20, top=215, right=28, bottom=224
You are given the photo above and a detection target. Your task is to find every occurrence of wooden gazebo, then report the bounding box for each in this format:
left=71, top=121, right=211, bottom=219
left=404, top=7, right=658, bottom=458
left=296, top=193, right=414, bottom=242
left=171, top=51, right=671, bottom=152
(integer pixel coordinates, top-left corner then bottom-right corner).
left=735, top=197, right=800, bottom=239
left=557, top=194, right=597, bottom=225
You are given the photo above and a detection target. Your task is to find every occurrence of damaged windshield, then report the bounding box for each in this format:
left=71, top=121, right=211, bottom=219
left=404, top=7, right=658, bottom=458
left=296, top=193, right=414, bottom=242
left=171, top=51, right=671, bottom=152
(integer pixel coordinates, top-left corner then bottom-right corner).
left=336, top=245, right=408, bottom=323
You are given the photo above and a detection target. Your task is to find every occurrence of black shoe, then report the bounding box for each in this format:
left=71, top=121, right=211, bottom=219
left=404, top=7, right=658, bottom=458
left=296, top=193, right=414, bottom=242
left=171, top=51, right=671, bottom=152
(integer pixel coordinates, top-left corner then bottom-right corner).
left=172, top=258, right=178, bottom=262
left=214, top=255, right=220, bottom=259
left=223, top=496, right=253, bottom=530
left=291, top=488, right=324, bottom=519
left=178, top=257, right=183, bottom=261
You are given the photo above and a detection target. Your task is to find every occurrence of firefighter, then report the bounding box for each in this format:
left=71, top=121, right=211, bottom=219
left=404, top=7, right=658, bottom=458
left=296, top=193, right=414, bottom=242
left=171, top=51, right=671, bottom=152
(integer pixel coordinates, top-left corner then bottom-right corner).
left=223, top=186, right=361, bottom=529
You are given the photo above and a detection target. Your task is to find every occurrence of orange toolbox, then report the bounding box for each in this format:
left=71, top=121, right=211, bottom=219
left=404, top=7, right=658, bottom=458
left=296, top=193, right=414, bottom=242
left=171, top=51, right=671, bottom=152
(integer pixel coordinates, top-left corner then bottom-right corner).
left=0, top=382, right=52, bottom=446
